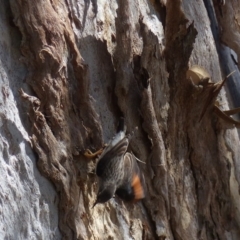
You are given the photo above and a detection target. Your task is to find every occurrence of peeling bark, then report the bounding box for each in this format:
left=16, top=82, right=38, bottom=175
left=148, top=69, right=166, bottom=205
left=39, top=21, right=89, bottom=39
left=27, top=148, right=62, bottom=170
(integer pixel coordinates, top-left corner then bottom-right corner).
left=10, top=0, right=103, bottom=239
left=0, top=0, right=239, bottom=239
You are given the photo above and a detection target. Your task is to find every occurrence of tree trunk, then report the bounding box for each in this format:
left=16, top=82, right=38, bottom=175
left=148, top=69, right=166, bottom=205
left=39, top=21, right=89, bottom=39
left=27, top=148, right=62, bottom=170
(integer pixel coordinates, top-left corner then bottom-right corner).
left=1, top=0, right=240, bottom=239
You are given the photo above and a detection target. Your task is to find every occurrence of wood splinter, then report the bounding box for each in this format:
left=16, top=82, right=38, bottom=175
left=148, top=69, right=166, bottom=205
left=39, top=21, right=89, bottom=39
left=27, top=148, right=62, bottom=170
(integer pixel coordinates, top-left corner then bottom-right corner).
left=187, top=66, right=239, bottom=127
left=214, top=106, right=240, bottom=128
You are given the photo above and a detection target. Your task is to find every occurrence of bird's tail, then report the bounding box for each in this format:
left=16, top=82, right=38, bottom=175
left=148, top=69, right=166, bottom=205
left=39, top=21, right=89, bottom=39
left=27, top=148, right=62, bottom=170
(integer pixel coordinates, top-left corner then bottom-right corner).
left=116, top=117, right=138, bottom=141
left=117, top=117, right=126, bottom=133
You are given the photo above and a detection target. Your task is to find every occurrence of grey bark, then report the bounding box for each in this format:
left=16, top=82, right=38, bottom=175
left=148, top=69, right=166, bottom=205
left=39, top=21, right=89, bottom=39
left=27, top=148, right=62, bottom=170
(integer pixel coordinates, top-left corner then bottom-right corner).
left=0, top=0, right=240, bottom=239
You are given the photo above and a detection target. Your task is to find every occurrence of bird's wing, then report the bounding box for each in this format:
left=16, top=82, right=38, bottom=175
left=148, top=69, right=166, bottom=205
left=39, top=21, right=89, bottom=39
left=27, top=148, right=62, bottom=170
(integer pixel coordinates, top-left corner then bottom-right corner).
left=116, top=152, right=146, bottom=201
left=96, top=137, right=129, bottom=177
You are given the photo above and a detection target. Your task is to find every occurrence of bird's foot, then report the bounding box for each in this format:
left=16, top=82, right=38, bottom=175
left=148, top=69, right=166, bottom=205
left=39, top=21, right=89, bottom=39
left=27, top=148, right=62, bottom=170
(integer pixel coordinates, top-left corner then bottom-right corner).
left=83, top=144, right=107, bottom=158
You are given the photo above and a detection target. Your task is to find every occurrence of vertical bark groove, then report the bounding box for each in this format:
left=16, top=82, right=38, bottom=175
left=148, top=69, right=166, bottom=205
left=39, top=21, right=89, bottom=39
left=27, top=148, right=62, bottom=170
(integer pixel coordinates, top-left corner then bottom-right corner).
left=3, top=0, right=240, bottom=239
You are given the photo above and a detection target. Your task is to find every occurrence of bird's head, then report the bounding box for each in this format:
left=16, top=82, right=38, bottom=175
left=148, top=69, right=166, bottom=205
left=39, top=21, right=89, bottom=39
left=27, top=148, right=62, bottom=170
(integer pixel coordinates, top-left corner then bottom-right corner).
left=93, top=182, right=116, bottom=208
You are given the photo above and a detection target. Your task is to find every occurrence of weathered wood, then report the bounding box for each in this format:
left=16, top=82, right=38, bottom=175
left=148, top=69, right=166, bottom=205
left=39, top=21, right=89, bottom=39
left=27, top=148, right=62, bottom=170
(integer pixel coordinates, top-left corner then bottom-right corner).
left=0, top=0, right=239, bottom=239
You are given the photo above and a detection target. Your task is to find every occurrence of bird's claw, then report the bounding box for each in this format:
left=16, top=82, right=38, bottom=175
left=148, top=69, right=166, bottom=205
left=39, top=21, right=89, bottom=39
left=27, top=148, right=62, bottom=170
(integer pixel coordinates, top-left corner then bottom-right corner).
left=83, top=145, right=107, bottom=158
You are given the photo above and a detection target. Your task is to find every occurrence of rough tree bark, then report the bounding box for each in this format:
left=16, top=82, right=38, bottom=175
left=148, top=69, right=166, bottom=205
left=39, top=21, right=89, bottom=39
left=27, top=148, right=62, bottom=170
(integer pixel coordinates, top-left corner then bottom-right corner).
left=0, top=0, right=240, bottom=239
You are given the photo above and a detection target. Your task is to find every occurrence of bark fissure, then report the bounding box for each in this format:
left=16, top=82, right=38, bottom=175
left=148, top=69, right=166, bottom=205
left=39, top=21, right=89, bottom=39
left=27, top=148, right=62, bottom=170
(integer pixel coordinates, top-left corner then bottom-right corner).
left=3, top=0, right=240, bottom=239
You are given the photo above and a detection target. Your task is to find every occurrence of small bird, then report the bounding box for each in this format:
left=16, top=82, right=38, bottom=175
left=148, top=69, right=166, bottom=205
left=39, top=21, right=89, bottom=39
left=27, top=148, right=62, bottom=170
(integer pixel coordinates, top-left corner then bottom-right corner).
left=93, top=118, right=146, bottom=207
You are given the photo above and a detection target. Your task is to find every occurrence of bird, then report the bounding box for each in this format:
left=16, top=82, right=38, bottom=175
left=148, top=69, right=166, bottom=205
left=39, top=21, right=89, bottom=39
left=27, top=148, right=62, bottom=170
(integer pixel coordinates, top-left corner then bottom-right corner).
left=93, top=118, right=146, bottom=207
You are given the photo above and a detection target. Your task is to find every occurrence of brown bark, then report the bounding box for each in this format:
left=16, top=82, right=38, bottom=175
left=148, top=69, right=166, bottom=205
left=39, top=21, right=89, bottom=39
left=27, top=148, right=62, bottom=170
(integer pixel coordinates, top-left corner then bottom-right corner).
left=5, top=0, right=240, bottom=239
